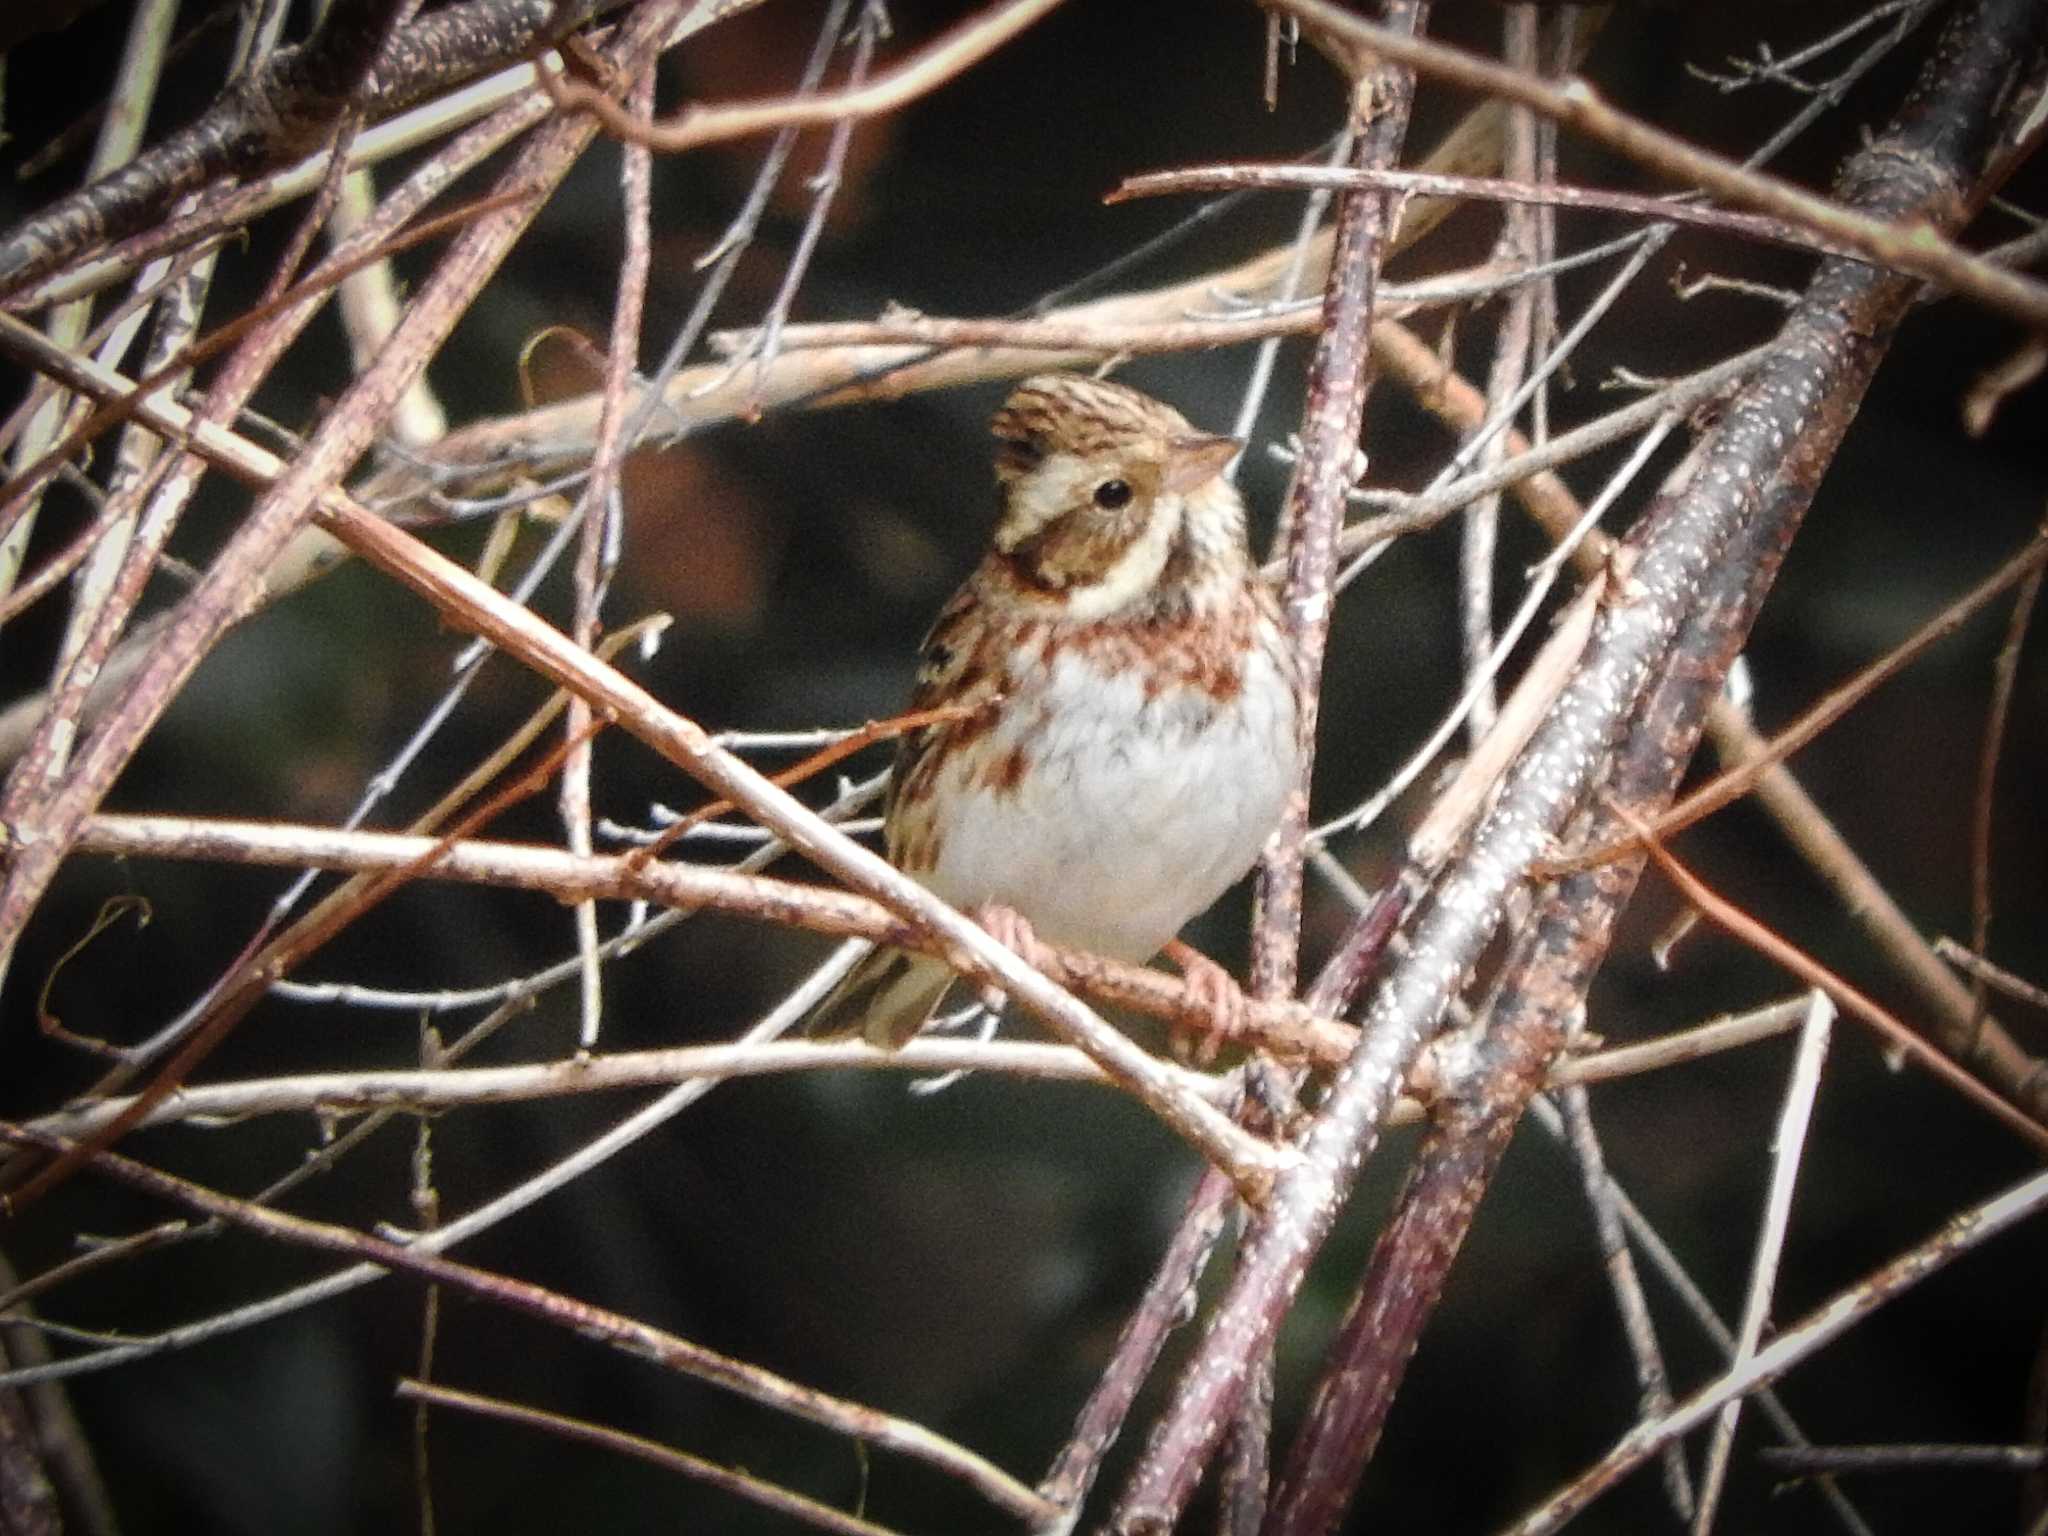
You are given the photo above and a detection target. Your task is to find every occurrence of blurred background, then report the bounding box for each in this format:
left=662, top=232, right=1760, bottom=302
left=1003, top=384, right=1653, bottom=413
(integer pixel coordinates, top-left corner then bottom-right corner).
left=1, top=2, right=2045, bottom=1531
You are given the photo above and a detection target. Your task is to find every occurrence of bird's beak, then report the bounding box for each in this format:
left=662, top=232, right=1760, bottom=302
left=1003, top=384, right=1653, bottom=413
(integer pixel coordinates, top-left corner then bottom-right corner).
left=1162, top=433, right=1242, bottom=494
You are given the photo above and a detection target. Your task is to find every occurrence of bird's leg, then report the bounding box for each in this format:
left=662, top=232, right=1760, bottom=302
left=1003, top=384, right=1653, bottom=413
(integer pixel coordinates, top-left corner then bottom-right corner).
left=971, top=901, right=1039, bottom=1015
left=1163, top=938, right=1249, bottom=1066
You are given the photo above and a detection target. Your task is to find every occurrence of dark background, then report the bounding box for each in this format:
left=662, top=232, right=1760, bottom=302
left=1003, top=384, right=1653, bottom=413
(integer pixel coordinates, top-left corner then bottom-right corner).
left=2, top=2, right=2044, bottom=1532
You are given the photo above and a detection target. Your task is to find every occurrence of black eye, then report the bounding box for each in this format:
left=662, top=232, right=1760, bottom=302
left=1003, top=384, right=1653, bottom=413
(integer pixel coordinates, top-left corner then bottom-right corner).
left=1093, top=479, right=1133, bottom=510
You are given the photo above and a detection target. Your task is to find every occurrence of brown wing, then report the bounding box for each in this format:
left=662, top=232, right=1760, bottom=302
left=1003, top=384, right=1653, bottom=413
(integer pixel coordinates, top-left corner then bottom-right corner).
left=884, top=576, right=1008, bottom=871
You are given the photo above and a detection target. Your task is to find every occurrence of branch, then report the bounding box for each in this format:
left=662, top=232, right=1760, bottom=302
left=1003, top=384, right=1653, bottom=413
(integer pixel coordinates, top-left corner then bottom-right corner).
left=1115, top=6, right=1434, bottom=1525
left=0, top=0, right=601, bottom=298
left=1113, top=163, right=1877, bottom=265
left=62, top=811, right=1354, bottom=1067
left=1502, top=1161, right=2048, bottom=1534
left=1266, top=0, right=2048, bottom=332
left=396, top=1379, right=908, bottom=1536
left=1120, top=0, right=2047, bottom=1526
left=542, top=0, right=1063, bottom=153
left=0, top=1124, right=1055, bottom=1528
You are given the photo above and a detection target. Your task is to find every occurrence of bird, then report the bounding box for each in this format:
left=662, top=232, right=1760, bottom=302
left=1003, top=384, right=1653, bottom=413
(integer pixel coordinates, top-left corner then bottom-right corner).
left=806, top=371, right=1301, bottom=1048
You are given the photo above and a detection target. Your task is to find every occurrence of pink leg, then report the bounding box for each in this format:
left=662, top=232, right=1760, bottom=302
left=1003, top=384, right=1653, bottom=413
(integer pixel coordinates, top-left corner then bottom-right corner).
left=972, top=902, right=1039, bottom=1014
left=1163, top=938, right=1248, bottom=1066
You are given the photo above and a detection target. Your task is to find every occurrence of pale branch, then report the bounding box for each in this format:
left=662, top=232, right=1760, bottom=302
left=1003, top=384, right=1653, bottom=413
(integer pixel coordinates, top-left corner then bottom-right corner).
left=1114, top=163, right=1879, bottom=266
left=543, top=0, right=1063, bottom=153
left=1630, top=821, right=2048, bottom=1152
left=64, top=811, right=1354, bottom=1066
left=562, top=23, right=664, bottom=1052
left=1937, top=939, right=2048, bottom=1013
left=705, top=244, right=1642, bottom=361
left=1522, top=1093, right=1878, bottom=1536
left=1550, top=528, right=2048, bottom=874
left=1502, top=1162, right=2048, bottom=1535
left=1691, top=994, right=1835, bottom=1533
left=1118, top=1, right=2045, bottom=1527
left=1266, top=0, right=2048, bottom=334
left=0, top=1123, right=1056, bottom=1529
left=1363, top=314, right=2048, bottom=1120
left=26, top=986, right=1810, bottom=1141
left=0, top=0, right=604, bottom=298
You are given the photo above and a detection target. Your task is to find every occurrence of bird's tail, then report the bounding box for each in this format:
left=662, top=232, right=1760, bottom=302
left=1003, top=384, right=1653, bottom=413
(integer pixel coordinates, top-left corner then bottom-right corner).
left=804, top=947, right=957, bottom=1048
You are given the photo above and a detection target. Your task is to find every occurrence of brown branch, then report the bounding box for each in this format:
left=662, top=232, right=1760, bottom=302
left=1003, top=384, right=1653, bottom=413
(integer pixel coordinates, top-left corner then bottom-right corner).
left=1759, top=1442, right=2048, bottom=1476
left=1628, top=812, right=2048, bottom=1152
left=1113, top=163, right=1875, bottom=265
left=1368, top=312, right=2048, bottom=1121
left=0, top=1124, right=1056, bottom=1528
left=1115, top=6, right=1433, bottom=1527
left=1242, top=37, right=1419, bottom=1004
left=541, top=0, right=1062, bottom=153
left=623, top=702, right=984, bottom=869
left=395, top=1380, right=908, bottom=1536
left=1545, top=527, right=2048, bottom=874
left=1501, top=1161, right=2048, bottom=1534
left=62, top=811, right=1352, bottom=1067
left=1264, top=312, right=1793, bottom=1536
left=1121, top=2, right=2047, bottom=1529
left=1966, top=543, right=2043, bottom=1032
left=0, top=0, right=601, bottom=299
left=1266, top=0, right=2048, bottom=334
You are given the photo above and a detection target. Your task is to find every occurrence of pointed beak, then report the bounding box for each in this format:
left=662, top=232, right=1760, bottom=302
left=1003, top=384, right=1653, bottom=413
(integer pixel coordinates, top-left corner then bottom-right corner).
left=1162, top=433, right=1242, bottom=494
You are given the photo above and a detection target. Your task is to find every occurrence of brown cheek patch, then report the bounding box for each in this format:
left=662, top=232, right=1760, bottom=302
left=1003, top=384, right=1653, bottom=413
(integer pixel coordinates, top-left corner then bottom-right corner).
left=1004, top=503, right=1151, bottom=595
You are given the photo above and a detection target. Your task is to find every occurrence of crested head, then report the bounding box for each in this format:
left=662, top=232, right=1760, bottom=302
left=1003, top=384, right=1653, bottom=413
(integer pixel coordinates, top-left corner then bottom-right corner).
left=981, top=374, right=1251, bottom=622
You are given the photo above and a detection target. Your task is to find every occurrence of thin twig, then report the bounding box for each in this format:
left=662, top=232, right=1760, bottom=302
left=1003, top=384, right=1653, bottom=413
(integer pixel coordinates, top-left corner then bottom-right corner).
left=1966, top=542, right=2043, bottom=1034
left=1265, top=1, right=2048, bottom=334
left=396, top=1380, right=908, bottom=1536
left=1692, top=991, right=1835, bottom=1533
left=1112, top=163, right=1879, bottom=266
left=24, top=980, right=1810, bottom=1140
left=0, top=1122, right=1055, bottom=1528
left=543, top=0, right=1062, bottom=153
left=1936, top=939, right=2048, bottom=1013
left=1626, top=808, right=2048, bottom=1152
left=1547, top=530, right=2048, bottom=874
left=1501, top=1163, right=2048, bottom=1535
left=1555, top=1079, right=1695, bottom=1521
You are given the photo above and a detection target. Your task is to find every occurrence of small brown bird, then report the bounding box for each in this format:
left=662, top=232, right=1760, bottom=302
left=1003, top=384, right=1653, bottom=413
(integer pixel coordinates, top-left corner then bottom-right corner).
left=807, top=373, right=1300, bottom=1047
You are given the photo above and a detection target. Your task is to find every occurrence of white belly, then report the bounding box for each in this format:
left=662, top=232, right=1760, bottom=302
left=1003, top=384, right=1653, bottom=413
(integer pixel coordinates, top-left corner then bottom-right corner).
left=921, top=645, right=1297, bottom=960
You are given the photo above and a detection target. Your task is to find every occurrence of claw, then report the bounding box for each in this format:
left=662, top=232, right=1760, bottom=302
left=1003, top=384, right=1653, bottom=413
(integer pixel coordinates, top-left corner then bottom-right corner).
left=972, top=901, right=1039, bottom=1015
left=1164, top=938, right=1248, bottom=1066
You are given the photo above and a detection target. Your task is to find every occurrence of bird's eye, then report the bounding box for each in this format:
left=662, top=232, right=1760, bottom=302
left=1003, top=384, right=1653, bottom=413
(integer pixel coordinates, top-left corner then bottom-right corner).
left=1092, top=479, right=1133, bottom=510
